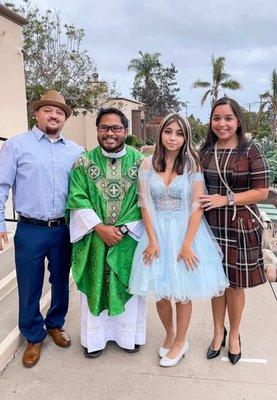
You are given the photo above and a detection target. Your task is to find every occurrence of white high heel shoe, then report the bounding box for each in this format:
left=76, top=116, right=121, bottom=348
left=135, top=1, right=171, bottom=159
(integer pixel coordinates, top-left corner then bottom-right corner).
left=159, top=340, right=189, bottom=367
left=158, top=346, right=170, bottom=358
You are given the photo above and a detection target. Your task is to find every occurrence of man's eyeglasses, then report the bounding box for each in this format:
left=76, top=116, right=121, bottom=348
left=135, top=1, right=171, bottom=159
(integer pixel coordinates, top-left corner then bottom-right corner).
left=97, top=125, right=125, bottom=133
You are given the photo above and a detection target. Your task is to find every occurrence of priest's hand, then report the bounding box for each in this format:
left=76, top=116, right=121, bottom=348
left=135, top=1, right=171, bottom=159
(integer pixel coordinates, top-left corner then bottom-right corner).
left=94, top=224, right=123, bottom=246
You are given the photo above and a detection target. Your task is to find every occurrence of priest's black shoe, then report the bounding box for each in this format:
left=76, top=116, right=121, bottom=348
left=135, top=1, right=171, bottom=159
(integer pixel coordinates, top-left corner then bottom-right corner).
left=207, top=327, right=227, bottom=359
left=228, top=335, right=241, bottom=364
left=123, top=344, right=140, bottom=353
left=83, top=347, right=103, bottom=358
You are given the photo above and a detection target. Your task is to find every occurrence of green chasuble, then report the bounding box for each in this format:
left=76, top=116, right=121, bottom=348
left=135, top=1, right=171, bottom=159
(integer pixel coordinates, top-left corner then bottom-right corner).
left=66, top=145, right=144, bottom=317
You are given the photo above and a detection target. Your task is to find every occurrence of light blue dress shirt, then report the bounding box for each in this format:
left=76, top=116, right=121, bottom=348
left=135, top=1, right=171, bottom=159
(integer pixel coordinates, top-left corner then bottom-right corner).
left=0, top=126, right=84, bottom=231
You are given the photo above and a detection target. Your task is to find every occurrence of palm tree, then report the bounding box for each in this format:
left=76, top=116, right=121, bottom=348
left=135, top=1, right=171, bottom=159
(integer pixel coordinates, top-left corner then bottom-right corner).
left=192, top=55, right=242, bottom=106
left=259, top=69, right=277, bottom=142
left=128, top=51, right=161, bottom=85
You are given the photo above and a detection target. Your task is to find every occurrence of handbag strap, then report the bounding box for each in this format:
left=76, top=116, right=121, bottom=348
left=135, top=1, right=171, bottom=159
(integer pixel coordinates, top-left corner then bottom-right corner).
left=214, top=143, right=265, bottom=229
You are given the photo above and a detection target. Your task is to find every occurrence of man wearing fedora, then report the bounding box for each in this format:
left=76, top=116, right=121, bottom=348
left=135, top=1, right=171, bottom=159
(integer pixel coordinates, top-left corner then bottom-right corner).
left=0, top=90, right=83, bottom=367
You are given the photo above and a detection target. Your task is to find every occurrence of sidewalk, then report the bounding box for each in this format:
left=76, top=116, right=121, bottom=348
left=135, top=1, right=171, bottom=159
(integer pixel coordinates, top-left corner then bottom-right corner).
left=0, top=283, right=276, bottom=400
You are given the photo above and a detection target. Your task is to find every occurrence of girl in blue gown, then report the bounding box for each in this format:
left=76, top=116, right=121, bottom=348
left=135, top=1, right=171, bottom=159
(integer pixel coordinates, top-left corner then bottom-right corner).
left=129, top=114, right=229, bottom=367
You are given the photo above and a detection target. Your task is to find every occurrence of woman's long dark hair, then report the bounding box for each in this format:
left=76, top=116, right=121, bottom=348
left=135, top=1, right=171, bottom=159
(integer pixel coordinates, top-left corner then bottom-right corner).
left=152, top=113, right=201, bottom=174
left=200, top=97, right=248, bottom=156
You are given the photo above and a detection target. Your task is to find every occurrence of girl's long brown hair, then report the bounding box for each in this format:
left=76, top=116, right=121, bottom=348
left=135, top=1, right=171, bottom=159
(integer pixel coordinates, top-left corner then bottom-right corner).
left=152, top=113, right=201, bottom=174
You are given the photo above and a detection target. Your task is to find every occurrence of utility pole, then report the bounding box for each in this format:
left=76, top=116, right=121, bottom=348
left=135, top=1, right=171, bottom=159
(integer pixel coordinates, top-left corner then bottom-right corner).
left=244, top=101, right=260, bottom=112
left=183, top=101, right=190, bottom=118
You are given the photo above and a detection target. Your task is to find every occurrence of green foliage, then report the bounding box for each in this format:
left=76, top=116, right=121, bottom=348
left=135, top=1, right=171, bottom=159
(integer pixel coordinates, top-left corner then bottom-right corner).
left=128, top=51, right=161, bottom=82
left=258, top=138, right=277, bottom=185
left=146, top=136, right=155, bottom=145
left=241, top=107, right=272, bottom=140
left=125, top=135, right=144, bottom=149
left=242, top=108, right=258, bottom=134
left=259, top=69, right=277, bottom=142
left=192, top=55, right=242, bottom=106
left=4, top=1, right=119, bottom=126
left=187, top=114, right=208, bottom=146
left=255, top=120, right=272, bottom=141
left=266, top=151, right=277, bottom=185
left=128, top=51, right=184, bottom=122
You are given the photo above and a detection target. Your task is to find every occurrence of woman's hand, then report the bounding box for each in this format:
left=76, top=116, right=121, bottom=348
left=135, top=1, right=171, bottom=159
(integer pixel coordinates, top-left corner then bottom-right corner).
left=177, top=244, right=199, bottom=272
left=198, top=194, right=228, bottom=211
left=143, top=240, right=159, bottom=266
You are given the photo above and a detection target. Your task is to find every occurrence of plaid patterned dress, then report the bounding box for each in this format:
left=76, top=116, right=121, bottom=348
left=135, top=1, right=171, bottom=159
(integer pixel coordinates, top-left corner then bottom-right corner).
left=201, top=142, right=270, bottom=288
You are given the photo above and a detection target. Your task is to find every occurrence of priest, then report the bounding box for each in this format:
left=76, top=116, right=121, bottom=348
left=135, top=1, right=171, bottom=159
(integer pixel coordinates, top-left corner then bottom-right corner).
left=66, top=108, right=146, bottom=357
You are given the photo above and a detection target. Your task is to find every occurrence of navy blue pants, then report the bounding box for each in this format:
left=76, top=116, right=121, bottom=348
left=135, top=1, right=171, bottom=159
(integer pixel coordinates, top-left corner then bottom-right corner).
left=14, top=221, right=71, bottom=343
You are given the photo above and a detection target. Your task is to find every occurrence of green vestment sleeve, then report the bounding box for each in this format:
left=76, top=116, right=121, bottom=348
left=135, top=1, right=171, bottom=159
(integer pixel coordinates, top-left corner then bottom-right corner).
left=66, top=145, right=144, bottom=316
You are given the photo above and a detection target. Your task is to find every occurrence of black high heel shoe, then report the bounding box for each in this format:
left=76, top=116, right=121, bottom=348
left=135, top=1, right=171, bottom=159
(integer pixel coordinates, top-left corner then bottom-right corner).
left=207, top=327, right=227, bottom=359
left=228, top=335, right=241, bottom=365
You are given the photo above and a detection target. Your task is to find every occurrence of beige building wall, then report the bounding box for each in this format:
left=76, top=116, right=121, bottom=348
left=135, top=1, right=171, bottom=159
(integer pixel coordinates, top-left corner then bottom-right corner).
left=108, top=98, right=145, bottom=137
left=62, top=98, right=145, bottom=150
left=62, top=112, right=87, bottom=149
left=0, top=6, right=28, bottom=139
left=62, top=111, right=98, bottom=151
left=0, top=6, right=28, bottom=224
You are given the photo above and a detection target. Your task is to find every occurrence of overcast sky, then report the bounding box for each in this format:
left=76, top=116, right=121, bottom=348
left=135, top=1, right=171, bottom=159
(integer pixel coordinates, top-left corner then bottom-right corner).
left=13, top=0, right=277, bottom=121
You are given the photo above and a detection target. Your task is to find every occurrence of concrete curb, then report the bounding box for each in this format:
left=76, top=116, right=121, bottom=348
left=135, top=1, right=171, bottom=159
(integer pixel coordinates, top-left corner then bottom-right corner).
left=0, top=274, right=73, bottom=371
left=0, top=270, right=17, bottom=301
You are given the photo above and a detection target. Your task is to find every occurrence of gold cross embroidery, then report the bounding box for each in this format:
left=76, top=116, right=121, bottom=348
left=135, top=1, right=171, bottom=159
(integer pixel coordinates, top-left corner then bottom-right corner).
left=77, top=155, right=141, bottom=224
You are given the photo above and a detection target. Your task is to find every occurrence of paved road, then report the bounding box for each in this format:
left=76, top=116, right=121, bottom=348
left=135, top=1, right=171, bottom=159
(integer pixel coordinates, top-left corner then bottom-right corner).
left=0, top=283, right=276, bottom=400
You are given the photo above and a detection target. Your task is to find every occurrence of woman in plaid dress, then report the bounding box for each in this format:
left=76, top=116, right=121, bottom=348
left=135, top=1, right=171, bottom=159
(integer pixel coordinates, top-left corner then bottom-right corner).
left=199, top=97, right=270, bottom=364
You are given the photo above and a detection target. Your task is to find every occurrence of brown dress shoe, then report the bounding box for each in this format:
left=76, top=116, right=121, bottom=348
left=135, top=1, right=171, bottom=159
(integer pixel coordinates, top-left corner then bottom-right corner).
left=47, top=328, right=71, bottom=347
left=22, top=342, right=43, bottom=368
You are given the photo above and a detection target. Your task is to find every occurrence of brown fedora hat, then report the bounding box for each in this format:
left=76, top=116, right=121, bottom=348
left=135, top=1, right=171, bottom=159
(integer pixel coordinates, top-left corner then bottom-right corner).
left=32, top=90, right=72, bottom=119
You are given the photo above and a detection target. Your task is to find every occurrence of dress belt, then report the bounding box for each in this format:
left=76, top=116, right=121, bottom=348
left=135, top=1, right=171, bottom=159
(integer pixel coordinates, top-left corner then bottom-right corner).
left=19, top=215, right=66, bottom=227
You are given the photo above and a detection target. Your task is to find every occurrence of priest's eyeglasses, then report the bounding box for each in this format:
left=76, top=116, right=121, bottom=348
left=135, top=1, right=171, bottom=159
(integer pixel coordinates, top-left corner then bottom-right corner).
left=97, top=125, right=125, bottom=133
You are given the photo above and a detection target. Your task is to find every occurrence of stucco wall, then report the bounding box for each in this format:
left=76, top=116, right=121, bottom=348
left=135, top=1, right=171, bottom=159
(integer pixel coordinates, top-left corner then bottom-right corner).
left=0, top=14, right=28, bottom=138
left=62, top=112, right=98, bottom=151
left=62, top=99, right=143, bottom=150
left=62, top=112, right=87, bottom=149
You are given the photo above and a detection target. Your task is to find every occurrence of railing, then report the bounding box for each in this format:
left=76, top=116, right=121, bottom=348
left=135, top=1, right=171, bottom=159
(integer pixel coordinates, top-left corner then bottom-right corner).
left=4, top=215, right=17, bottom=223
left=0, top=137, right=18, bottom=223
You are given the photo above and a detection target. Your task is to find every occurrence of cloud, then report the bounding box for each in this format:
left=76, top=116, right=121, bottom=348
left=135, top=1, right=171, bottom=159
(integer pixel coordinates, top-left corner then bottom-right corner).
left=227, top=47, right=277, bottom=66
left=12, top=0, right=277, bottom=121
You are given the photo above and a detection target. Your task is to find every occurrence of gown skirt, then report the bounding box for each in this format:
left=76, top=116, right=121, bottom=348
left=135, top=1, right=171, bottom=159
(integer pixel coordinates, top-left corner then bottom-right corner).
left=129, top=209, right=229, bottom=302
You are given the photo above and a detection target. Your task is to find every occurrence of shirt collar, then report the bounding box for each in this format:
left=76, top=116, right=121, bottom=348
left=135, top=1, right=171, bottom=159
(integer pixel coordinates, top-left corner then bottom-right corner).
left=101, top=146, right=126, bottom=159
left=32, top=126, right=66, bottom=144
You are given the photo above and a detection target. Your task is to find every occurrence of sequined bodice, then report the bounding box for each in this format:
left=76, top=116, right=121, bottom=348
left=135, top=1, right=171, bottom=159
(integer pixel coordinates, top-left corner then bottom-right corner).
left=150, top=172, right=184, bottom=212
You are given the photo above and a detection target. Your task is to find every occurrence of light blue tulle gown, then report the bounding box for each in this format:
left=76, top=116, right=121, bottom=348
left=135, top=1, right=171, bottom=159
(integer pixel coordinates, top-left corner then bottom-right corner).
left=129, top=160, right=229, bottom=302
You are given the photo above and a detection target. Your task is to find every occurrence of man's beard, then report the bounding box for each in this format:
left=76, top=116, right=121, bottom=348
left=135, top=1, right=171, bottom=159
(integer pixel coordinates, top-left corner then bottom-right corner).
left=46, top=125, right=59, bottom=135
